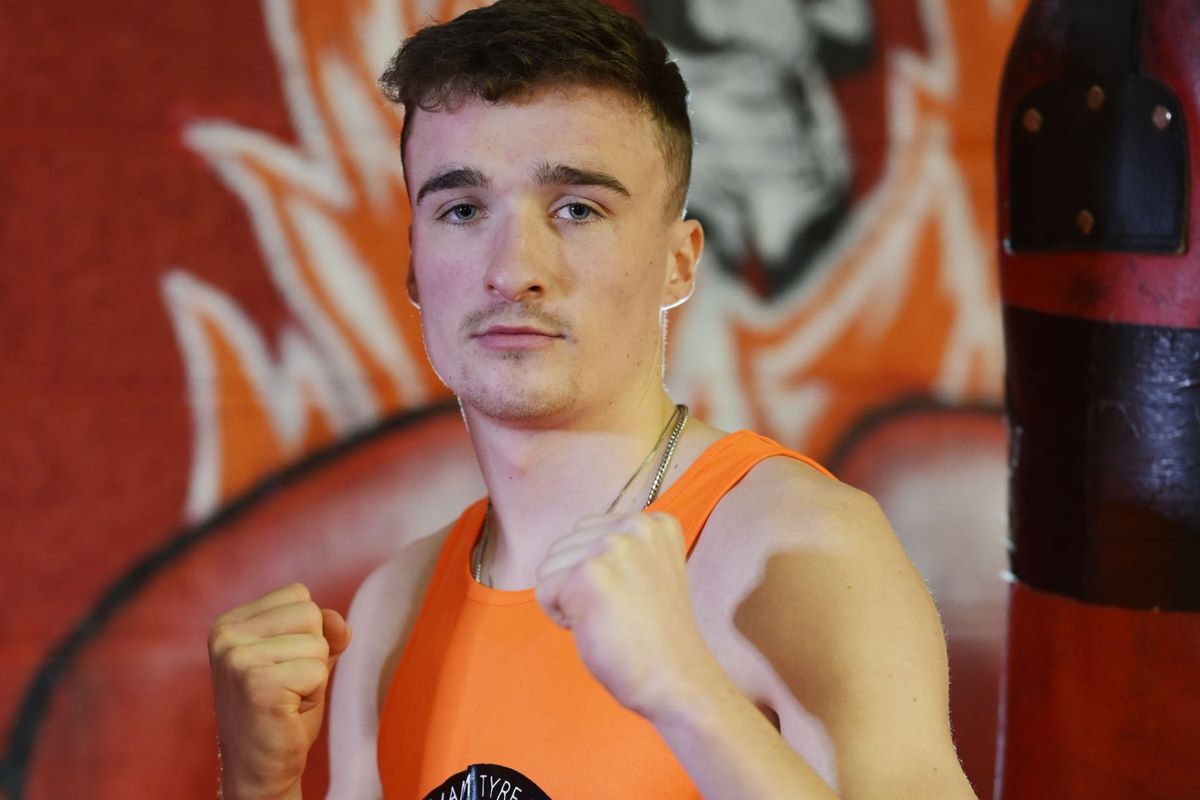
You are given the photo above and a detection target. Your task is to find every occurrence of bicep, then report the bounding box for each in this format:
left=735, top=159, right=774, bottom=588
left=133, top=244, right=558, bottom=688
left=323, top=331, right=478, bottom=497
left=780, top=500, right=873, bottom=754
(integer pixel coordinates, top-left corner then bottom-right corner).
left=738, top=488, right=973, bottom=798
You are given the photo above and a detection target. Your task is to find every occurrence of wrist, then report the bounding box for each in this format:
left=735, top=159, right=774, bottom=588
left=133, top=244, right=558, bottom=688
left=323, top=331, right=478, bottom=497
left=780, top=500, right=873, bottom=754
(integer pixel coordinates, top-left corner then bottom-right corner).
left=217, top=740, right=305, bottom=800
left=642, top=655, right=738, bottom=732
left=220, top=774, right=303, bottom=800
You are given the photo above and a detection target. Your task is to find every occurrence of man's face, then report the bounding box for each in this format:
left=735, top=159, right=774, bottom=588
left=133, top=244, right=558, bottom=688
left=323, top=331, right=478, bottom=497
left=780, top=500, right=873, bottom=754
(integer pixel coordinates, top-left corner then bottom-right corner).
left=404, top=86, right=699, bottom=423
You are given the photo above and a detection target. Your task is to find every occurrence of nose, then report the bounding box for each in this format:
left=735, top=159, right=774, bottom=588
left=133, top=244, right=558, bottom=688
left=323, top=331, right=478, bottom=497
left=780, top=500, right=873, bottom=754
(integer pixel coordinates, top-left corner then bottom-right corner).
left=484, top=207, right=555, bottom=302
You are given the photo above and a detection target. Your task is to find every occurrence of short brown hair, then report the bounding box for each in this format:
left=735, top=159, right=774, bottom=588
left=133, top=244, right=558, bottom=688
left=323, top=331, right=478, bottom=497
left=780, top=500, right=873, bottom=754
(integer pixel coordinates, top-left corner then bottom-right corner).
left=379, top=0, right=692, bottom=216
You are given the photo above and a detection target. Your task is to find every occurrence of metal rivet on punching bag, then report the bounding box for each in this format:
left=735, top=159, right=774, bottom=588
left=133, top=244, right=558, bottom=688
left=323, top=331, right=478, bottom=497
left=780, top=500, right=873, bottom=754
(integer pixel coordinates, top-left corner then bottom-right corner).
left=1075, top=210, right=1095, bottom=235
left=1153, top=104, right=1173, bottom=130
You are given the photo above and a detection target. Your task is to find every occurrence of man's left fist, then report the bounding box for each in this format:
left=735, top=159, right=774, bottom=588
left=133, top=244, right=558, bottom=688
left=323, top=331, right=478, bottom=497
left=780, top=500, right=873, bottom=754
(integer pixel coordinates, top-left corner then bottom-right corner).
left=535, top=512, right=715, bottom=720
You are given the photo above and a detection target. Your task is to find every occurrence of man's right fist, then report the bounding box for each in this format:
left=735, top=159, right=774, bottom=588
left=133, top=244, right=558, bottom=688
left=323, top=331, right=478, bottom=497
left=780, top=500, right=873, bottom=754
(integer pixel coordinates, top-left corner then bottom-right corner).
left=208, top=583, right=351, bottom=800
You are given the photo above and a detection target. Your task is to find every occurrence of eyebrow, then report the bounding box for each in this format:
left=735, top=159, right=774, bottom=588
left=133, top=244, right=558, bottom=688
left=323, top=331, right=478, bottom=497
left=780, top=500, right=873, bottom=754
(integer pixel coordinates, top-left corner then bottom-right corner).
left=415, top=166, right=490, bottom=206
left=534, top=162, right=631, bottom=198
left=414, top=162, right=632, bottom=207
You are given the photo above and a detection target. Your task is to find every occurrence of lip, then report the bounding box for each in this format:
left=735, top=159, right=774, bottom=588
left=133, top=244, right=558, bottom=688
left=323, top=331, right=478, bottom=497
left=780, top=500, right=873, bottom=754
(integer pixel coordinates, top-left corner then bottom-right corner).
left=472, top=325, right=565, bottom=351
left=480, top=325, right=560, bottom=336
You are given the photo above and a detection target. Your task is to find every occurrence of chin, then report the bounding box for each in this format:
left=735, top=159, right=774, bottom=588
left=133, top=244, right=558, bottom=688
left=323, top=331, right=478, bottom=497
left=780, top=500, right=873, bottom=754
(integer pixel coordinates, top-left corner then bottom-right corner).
left=454, top=370, right=582, bottom=423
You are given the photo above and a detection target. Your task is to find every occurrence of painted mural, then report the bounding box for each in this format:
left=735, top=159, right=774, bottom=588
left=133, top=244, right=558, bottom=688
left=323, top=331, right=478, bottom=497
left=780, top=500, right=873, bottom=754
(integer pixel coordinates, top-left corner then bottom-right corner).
left=0, top=1, right=1022, bottom=797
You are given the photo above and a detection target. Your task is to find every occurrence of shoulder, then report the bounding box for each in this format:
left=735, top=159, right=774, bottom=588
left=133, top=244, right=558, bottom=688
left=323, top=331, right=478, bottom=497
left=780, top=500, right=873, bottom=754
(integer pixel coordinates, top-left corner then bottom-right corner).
left=709, top=445, right=887, bottom=557
left=344, top=522, right=455, bottom=687
left=682, top=427, right=896, bottom=610
left=714, top=446, right=931, bottom=626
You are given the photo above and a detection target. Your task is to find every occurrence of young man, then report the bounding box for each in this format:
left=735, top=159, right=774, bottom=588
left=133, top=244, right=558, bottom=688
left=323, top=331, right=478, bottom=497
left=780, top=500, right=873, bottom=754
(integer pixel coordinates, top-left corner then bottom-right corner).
left=208, top=2, right=977, bottom=798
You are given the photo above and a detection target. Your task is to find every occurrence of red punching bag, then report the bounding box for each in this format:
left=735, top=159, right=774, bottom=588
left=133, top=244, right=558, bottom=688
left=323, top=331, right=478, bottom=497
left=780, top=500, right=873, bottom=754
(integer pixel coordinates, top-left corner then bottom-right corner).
left=996, top=1, right=1200, bottom=798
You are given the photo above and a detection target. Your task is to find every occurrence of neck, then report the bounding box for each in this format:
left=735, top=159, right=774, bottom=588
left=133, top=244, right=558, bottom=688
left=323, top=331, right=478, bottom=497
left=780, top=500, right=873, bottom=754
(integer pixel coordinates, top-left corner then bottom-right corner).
left=464, top=387, right=680, bottom=588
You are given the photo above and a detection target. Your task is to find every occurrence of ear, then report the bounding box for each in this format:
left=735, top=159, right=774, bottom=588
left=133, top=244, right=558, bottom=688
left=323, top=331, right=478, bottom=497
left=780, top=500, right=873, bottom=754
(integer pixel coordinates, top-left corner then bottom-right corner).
left=406, top=224, right=421, bottom=309
left=662, top=217, right=703, bottom=310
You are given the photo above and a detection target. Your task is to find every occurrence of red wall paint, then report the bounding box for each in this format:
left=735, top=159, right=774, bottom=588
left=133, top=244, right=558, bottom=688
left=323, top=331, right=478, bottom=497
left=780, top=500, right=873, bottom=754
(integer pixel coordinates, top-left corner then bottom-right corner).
left=1, top=1, right=1020, bottom=797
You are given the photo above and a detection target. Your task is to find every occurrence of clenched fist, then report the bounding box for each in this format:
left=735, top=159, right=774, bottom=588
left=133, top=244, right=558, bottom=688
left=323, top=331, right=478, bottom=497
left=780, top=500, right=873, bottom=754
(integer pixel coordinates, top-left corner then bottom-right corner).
left=208, top=583, right=351, bottom=800
left=535, top=512, right=719, bottom=723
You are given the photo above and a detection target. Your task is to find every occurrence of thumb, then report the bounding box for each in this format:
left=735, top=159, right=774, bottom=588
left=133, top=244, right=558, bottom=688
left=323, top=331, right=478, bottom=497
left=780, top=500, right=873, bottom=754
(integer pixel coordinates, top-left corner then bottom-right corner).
left=322, top=608, right=352, bottom=659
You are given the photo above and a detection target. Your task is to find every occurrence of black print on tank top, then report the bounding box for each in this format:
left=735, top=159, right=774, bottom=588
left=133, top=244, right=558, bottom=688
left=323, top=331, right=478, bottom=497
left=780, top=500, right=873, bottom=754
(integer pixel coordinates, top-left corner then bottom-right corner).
left=423, top=763, right=552, bottom=800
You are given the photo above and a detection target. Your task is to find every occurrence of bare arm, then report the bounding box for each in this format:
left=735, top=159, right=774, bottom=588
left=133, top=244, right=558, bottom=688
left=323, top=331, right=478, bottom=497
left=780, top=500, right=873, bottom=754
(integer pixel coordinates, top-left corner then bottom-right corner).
left=654, top=460, right=976, bottom=798
left=325, top=529, right=447, bottom=800
left=535, top=455, right=975, bottom=798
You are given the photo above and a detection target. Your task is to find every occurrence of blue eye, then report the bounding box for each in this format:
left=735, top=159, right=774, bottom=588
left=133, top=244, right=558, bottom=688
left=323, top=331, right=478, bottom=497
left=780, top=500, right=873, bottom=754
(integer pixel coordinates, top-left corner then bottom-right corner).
left=561, top=202, right=595, bottom=222
left=444, top=204, right=478, bottom=222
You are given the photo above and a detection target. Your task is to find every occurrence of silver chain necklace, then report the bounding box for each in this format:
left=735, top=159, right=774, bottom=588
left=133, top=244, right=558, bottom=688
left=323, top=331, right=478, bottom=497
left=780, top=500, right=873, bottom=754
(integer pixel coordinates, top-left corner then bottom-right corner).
left=473, top=404, right=690, bottom=585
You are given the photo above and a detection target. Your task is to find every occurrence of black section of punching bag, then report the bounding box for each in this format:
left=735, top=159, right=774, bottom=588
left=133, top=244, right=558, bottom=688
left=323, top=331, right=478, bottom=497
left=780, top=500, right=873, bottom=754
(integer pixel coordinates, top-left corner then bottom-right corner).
left=1008, top=0, right=1188, bottom=254
left=1005, top=304, right=1200, bottom=610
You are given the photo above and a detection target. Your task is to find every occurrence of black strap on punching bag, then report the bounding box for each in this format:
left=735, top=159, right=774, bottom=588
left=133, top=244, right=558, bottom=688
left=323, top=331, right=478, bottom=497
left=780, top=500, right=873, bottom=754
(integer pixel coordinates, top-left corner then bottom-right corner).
left=1008, top=0, right=1187, bottom=254
left=1005, top=309, right=1200, bottom=609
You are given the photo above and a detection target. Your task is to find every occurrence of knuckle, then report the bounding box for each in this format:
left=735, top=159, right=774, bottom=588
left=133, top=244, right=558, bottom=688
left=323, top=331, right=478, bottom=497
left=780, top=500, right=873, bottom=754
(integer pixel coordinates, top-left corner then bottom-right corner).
left=647, top=513, right=682, bottom=541
left=222, top=643, right=256, bottom=673
left=629, top=515, right=659, bottom=538
left=313, top=635, right=331, bottom=662
left=606, top=533, right=634, bottom=557
left=294, top=658, right=329, bottom=688
left=646, top=510, right=673, bottom=528
left=283, top=582, right=311, bottom=603
left=211, top=604, right=246, bottom=630
left=616, top=511, right=644, bottom=528
left=208, top=621, right=239, bottom=655
left=298, top=600, right=323, bottom=632
left=579, top=556, right=610, bottom=584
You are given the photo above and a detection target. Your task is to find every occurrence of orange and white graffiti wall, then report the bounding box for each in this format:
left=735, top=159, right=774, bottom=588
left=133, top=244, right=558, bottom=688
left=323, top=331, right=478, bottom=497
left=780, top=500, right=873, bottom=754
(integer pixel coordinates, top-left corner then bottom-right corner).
left=0, top=1, right=1024, bottom=797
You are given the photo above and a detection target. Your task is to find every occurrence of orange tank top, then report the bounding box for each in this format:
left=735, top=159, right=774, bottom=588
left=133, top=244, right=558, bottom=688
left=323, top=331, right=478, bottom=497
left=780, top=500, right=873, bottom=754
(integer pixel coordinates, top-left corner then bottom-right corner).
left=376, top=430, right=833, bottom=799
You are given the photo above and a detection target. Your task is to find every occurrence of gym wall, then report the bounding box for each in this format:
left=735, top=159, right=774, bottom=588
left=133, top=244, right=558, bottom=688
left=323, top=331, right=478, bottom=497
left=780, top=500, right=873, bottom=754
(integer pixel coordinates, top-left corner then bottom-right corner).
left=0, top=1, right=1022, bottom=797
